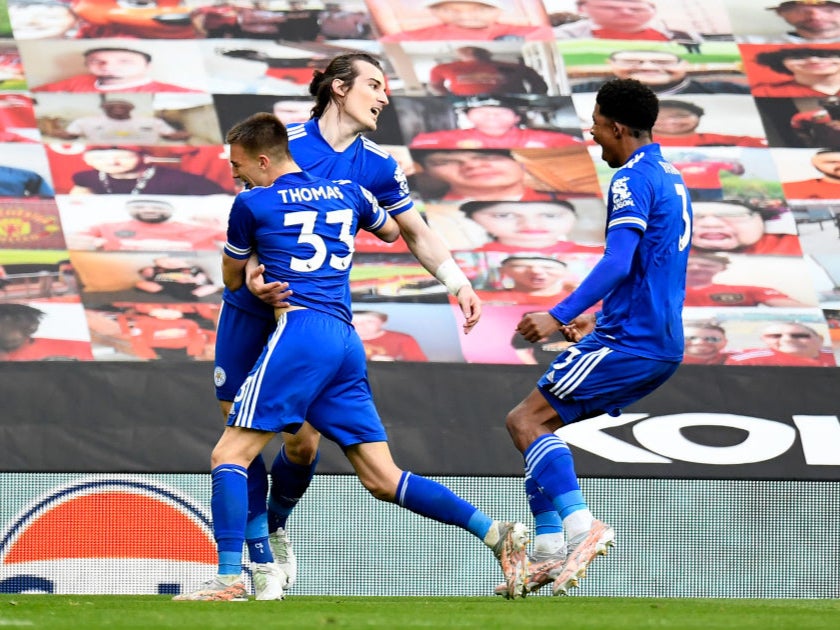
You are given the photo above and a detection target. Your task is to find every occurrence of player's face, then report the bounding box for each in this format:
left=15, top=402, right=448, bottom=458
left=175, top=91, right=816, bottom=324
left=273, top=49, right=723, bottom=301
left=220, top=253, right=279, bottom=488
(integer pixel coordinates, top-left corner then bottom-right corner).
left=422, top=151, right=524, bottom=189
left=341, top=60, right=389, bottom=134
left=653, top=107, right=701, bottom=135
left=83, top=149, right=144, bottom=174
left=609, top=52, right=686, bottom=85
left=761, top=324, right=822, bottom=358
left=684, top=326, right=726, bottom=358
left=691, top=202, right=764, bottom=251
left=9, top=2, right=76, bottom=39
left=228, top=143, right=270, bottom=189
left=470, top=202, right=576, bottom=248
left=84, top=51, right=151, bottom=81
left=811, top=151, right=840, bottom=177
left=590, top=104, right=623, bottom=168
left=685, top=257, right=726, bottom=285
left=502, top=260, right=567, bottom=292
left=429, top=2, right=502, bottom=29
left=273, top=100, right=312, bottom=125
left=465, top=106, right=520, bottom=135
left=778, top=5, right=840, bottom=35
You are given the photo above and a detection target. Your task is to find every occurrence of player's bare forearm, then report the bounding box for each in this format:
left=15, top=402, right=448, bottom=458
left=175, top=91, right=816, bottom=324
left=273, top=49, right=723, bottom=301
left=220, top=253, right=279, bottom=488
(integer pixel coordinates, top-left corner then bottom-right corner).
left=395, top=209, right=452, bottom=273
left=396, top=209, right=481, bottom=330
left=222, top=254, right=246, bottom=291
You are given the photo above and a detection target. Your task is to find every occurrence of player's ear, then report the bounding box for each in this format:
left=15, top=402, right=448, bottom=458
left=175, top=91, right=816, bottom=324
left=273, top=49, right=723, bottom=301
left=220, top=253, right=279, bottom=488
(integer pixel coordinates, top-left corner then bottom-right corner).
left=332, top=78, right=347, bottom=97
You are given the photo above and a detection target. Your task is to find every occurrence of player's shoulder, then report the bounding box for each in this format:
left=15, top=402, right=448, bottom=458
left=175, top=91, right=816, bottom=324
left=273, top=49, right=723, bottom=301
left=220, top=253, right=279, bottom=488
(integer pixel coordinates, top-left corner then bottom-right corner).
left=359, top=135, right=396, bottom=162
left=286, top=121, right=310, bottom=142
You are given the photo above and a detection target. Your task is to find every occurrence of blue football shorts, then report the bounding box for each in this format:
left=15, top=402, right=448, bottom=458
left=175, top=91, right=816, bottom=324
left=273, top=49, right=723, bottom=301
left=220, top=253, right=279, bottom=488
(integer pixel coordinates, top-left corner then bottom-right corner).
left=214, top=302, right=277, bottom=401
left=536, top=335, right=680, bottom=425
left=227, top=308, right=388, bottom=449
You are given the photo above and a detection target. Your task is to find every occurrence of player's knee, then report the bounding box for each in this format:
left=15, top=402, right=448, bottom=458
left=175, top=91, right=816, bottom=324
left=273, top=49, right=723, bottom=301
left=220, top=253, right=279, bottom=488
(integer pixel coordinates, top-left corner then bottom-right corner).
left=505, top=408, right=524, bottom=438
left=505, top=409, right=532, bottom=452
left=284, top=443, right=318, bottom=465
left=283, top=438, right=318, bottom=465
left=210, top=443, right=228, bottom=469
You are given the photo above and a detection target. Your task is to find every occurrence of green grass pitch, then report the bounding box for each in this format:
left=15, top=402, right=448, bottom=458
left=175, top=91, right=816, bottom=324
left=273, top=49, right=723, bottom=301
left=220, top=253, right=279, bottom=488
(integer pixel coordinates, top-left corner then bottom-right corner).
left=1, top=596, right=838, bottom=630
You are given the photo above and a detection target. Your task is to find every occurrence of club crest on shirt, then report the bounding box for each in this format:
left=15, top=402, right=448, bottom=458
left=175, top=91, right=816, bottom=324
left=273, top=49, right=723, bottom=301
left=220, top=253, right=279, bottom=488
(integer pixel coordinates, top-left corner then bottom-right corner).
left=213, top=366, right=226, bottom=387
left=611, top=176, right=635, bottom=210
left=393, top=165, right=410, bottom=196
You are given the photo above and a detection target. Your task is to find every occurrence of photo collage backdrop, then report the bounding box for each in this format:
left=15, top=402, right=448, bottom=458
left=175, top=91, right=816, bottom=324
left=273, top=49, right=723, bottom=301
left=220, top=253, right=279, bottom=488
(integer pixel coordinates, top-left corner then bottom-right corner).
left=0, top=0, right=837, bottom=366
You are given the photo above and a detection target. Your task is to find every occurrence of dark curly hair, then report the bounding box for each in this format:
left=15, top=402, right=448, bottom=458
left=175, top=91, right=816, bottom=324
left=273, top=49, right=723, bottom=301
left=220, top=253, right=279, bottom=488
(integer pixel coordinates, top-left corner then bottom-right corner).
left=309, top=53, right=384, bottom=119
left=596, top=78, right=659, bottom=134
left=754, top=47, right=840, bottom=76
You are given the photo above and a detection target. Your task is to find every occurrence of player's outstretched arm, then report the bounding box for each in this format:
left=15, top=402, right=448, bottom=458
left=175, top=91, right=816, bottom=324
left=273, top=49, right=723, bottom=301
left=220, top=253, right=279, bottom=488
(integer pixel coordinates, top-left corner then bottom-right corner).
left=395, top=208, right=482, bottom=333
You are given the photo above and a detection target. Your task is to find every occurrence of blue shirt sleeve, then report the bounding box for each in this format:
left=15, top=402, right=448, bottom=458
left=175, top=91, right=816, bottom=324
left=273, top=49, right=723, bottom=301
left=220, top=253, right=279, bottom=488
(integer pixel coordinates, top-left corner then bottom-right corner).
left=356, top=185, right=389, bottom=232
left=549, top=226, right=642, bottom=325
left=223, top=195, right=256, bottom=260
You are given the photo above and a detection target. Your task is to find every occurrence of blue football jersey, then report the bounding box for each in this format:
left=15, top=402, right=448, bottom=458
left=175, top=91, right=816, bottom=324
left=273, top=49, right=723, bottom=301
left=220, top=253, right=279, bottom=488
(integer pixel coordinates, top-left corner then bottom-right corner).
left=287, top=119, right=413, bottom=217
left=224, top=171, right=388, bottom=324
left=223, top=118, right=413, bottom=317
left=592, top=143, right=692, bottom=361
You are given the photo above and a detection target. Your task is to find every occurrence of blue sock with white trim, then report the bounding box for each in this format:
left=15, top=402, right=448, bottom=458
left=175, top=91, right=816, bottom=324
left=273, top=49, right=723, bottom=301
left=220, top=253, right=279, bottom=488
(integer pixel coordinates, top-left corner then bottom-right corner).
left=395, top=471, right=493, bottom=540
left=211, top=463, right=248, bottom=576
left=524, top=434, right=588, bottom=521
left=245, top=455, right=272, bottom=564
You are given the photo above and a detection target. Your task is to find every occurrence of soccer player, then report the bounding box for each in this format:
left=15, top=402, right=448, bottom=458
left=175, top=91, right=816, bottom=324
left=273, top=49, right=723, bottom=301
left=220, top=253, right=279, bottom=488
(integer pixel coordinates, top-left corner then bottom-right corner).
left=174, top=112, right=529, bottom=601
left=500, top=78, right=691, bottom=597
left=212, top=53, right=482, bottom=599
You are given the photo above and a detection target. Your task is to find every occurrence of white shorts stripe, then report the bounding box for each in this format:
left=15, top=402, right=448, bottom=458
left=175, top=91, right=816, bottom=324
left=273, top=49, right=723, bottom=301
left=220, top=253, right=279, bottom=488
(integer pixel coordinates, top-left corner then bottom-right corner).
left=233, top=314, right=286, bottom=428
left=548, top=346, right=612, bottom=399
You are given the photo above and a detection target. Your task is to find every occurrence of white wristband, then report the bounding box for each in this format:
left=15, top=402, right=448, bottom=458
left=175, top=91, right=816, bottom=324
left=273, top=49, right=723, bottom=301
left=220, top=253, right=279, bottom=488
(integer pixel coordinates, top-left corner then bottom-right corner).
left=434, top=258, right=471, bottom=296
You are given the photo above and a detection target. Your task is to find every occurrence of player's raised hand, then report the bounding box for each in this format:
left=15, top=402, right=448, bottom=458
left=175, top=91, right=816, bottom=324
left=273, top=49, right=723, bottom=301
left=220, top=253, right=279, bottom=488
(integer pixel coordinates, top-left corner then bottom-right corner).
left=246, top=264, right=292, bottom=308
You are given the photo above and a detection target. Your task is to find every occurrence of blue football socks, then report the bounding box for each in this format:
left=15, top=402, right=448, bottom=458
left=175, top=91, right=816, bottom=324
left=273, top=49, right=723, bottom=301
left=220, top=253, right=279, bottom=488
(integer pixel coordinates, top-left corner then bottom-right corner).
left=396, top=471, right=492, bottom=540
left=211, top=463, right=248, bottom=576
left=267, top=445, right=319, bottom=532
